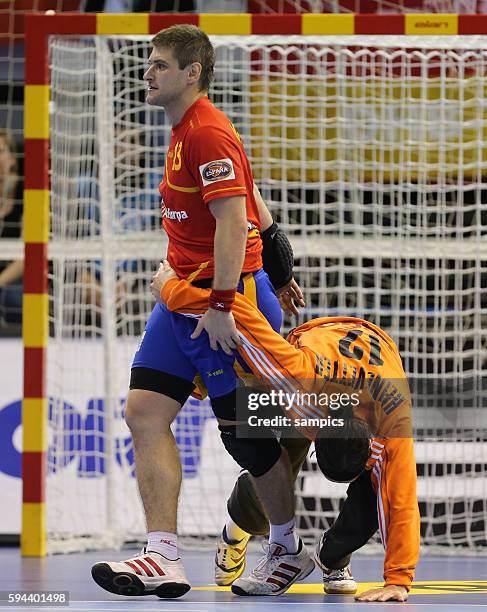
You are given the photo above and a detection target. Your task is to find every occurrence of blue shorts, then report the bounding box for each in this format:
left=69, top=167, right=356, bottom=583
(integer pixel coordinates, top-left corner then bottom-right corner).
left=131, top=269, right=281, bottom=400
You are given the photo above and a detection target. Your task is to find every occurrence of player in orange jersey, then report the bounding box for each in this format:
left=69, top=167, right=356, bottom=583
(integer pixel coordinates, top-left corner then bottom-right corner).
left=92, top=25, right=312, bottom=600
left=154, top=262, right=420, bottom=602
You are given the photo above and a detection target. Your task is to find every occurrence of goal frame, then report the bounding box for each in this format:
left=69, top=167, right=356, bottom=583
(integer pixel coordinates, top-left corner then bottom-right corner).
left=22, top=9, right=487, bottom=557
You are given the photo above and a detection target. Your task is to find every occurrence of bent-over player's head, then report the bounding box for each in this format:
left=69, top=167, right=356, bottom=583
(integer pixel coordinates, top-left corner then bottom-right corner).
left=314, top=417, right=372, bottom=483
left=145, top=25, right=215, bottom=107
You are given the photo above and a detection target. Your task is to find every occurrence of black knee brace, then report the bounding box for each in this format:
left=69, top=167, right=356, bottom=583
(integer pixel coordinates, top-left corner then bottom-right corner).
left=211, top=390, right=237, bottom=421
left=218, top=424, right=281, bottom=477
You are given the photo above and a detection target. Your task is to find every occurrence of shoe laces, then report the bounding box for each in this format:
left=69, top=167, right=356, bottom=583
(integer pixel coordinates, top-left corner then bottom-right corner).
left=327, top=567, right=350, bottom=580
left=250, top=542, right=286, bottom=580
left=124, top=547, right=145, bottom=561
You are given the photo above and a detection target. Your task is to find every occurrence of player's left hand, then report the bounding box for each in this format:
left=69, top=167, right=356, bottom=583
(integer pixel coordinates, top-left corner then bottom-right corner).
left=355, top=585, right=408, bottom=602
left=275, top=277, right=305, bottom=317
left=150, top=260, right=176, bottom=303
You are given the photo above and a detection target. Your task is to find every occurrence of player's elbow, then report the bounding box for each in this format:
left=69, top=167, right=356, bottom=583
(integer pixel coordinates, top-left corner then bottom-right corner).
left=234, top=219, right=249, bottom=239
left=234, top=223, right=249, bottom=250
left=218, top=213, right=247, bottom=240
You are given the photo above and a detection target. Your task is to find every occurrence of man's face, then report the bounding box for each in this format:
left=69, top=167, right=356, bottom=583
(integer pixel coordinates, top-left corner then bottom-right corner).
left=143, top=46, right=190, bottom=108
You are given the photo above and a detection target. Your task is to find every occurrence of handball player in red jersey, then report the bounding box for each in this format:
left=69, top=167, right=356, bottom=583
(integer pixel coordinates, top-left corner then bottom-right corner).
left=92, top=25, right=313, bottom=599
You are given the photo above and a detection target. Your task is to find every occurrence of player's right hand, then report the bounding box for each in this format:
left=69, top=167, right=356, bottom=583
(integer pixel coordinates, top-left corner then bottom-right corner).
left=191, top=308, right=241, bottom=355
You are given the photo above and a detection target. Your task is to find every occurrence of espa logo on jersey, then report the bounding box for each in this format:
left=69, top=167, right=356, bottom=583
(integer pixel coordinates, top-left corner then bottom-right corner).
left=199, top=158, right=236, bottom=186
left=203, top=161, right=232, bottom=181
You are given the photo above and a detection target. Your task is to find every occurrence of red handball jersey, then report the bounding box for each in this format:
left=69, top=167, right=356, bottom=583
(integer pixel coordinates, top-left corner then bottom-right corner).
left=159, top=96, right=263, bottom=280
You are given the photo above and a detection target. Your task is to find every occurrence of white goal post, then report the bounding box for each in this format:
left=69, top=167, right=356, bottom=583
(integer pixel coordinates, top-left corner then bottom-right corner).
left=23, top=12, right=487, bottom=556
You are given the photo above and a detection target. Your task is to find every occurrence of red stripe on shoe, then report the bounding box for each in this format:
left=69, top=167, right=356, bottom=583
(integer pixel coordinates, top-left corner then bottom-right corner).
left=144, top=556, right=166, bottom=576
left=266, top=576, right=286, bottom=587
left=125, top=561, right=142, bottom=575
left=274, top=570, right=293, bottom=580
left=279, top=563, right=300, bottom=574
left=133, top=558, right=153, bottom=577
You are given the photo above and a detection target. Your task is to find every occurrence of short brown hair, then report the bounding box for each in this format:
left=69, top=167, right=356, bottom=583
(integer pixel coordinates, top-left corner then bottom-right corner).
left=151, top=25, right=215, bottom=92
left=315, top=417, right=371, bottom=483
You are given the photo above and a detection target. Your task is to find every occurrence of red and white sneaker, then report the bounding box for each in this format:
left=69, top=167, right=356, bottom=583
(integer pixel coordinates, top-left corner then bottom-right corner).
left=231, top=539, right=314, bottom=596
left=91, top=548, right=191, bottom=599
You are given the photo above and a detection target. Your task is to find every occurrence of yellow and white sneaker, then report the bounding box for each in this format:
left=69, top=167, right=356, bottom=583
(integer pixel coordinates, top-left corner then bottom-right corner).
left=214, top=528, right=248, bottom=586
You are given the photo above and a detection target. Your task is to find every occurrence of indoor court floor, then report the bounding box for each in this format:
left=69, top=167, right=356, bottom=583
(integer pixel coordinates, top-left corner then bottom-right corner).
left=0, top=547, right=486, bottom=611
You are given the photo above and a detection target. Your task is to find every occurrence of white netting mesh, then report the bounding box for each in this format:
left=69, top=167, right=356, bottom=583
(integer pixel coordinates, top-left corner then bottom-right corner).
left=248, top=0, right=484, bottom=13
left=47, top=34, right=486, bottom=553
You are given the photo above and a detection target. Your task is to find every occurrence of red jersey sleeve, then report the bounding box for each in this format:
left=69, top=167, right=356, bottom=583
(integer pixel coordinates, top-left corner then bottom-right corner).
left=188, top=125, right=248, bottom=204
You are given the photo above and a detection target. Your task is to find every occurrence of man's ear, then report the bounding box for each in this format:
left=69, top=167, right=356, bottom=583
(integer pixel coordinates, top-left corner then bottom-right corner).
left=187, top=61, right=202, bottom=85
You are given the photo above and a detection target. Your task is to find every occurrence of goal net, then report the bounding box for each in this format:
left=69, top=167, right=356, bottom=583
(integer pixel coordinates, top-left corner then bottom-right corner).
left=46, top=33, right=486, bottom=553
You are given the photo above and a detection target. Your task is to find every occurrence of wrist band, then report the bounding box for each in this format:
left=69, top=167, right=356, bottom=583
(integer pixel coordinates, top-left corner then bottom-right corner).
left=209, top=288, right=236, bottom=312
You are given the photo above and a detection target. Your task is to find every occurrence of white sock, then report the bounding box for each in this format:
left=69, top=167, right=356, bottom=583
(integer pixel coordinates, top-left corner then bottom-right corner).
left=223, top=518, right=251, bottom=544
left=269, top=518, right=299, bottom=554
left=147, top=531, right=179, bottom=560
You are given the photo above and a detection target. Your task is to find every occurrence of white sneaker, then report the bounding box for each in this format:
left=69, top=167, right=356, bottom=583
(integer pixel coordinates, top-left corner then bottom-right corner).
left=313, top=536, right=358, bottom=595
left=214, top=529, right=248, bottom=586
left=231, top=539, right=314, bottom=596
left=322, top=565, right=357, bottom=594
left=91, top=548, right=191, bottom=599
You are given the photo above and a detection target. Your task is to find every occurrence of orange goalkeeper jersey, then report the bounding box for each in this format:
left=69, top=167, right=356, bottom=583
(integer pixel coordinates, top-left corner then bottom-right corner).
left=161, top=277, right=420, bottom=591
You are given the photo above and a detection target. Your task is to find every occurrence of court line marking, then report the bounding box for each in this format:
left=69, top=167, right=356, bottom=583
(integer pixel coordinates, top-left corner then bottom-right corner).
left=0, top=608, right=209, bottom=612
left=2, top=602, right=483, bottom=610
left=50, top=600, right=487, bottom=605
left=0, top=600, right=487, bottom=612
left=193, top=581, right=487, bottom=596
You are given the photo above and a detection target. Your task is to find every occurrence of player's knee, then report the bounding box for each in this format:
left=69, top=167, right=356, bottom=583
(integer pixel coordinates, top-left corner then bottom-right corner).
left=124, top=389, right=176, bottom=434
left=218, top=423, right=281, bottom=477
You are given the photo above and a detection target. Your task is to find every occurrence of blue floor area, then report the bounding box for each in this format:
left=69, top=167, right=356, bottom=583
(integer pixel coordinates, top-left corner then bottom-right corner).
left=0, top=547, right=486, bottom=611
